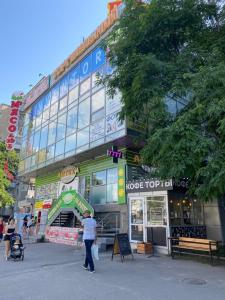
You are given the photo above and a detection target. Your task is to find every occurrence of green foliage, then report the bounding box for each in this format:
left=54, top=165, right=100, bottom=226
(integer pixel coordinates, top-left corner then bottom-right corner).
left=103, top=0, right=225, bottom=200
left=0, top=141, right=19, bottom=207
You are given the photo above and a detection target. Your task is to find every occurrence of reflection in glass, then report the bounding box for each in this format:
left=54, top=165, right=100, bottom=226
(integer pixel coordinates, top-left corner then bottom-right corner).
left=46, top=144, right=55, bottom=160
left=38, top=149, right=46, bottom=164
left=131, top=199, right=143, bottom=224
left=33, top=130, right=40, bottom=153
left=77, top=127, right=89, bottom=148
left=92, top=89, right=105, bottom=112
left=51, top=85, right=59, bottom=103
left=40, top=125, right=48, bottom=149
left=59, top=76, right=68, bottom=98
left=90, top=119, right=104, bottom=142
left=131, top=225, right=143, bottom=241
left=107, top=184, right=117, bottom=203
left=78, top=98, right=90, bottom=129
left=56, top=114, right=67, bottom=141
left=48, top=122, right=56, bottom=145
left=92, top=170, right=106, bottom=185
left=67, top=106, right=77, bottom=135
left=59, top=95, right=67, bottom=111
left=65, top=133, right=76, bottom=153
left=42, top=108, right=50, bottom=124
left=50, top=102, right=58, bottom=118
left=55, top=139, right=65, bottom=157
left=80, top=77, right=91, bottom=95
left=146, top=197, right=167, bottom=226
left=68, top=86, right=79, bottom=105
left=69, top=66, right=79, bottom=89
left=91, top=186, right=106, bottom=205
left=107, top=168, right=118, bottom=184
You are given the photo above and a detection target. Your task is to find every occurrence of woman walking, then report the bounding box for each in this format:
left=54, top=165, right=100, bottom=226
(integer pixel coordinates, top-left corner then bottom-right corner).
left=4, top=218, right=16, bottom=260
left=0, top=217, right=4, bottom=242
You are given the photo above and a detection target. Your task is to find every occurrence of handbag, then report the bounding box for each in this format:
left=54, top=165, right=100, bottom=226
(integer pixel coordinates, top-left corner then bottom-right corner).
left=91, top=244, right=99, bottom=260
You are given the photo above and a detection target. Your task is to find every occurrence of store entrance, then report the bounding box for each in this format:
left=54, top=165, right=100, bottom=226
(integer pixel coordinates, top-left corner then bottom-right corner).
left=129, top=193, right=169, bottom=250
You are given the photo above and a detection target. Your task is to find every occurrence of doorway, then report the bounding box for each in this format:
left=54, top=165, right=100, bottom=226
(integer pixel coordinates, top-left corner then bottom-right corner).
left=129, top=193, right=169, bottom=250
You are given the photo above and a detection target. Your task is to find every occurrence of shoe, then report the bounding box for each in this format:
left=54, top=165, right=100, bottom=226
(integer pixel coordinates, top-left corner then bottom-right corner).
left=82, top=265, right=88, bottom=270
left=89, top=270, right=95, bottom=273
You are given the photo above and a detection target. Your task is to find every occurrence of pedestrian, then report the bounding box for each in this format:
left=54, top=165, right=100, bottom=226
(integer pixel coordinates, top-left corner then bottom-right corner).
left=23, top=215, right=28, bottom=236
left=4, top=218, right=16, bottom=260
left=0, top=217, right=5, bottom=242
left=81, top=210, right=97, bottom=273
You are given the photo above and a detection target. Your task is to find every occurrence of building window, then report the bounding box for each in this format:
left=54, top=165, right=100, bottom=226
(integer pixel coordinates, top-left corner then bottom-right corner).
left=33, top=130, right=40, bottom=153
left=77, top=127, right=89, bottom=148
left=46, top=144, right=55, bottom=161
left=56, top=113, right=67, bottom=141
left=48, top=121, right=56, bottom=145
left=55, top=139, right=65, bottom=158
left=65, top=133, right=76, bottom=153
left=39, top=125, right=48, bottom=149
left=78, top=98, right=90, bottom=129
left=51, top=84, right=60, bottom=104
left=68, top=86, right=79, bottom=105
left=91, top=168, right=118, bottom=205
left=80, top=77, right=91, bottom=96
left=67, top=106, right=77, bottom=135
left=91, top=89, right=105, bottom=122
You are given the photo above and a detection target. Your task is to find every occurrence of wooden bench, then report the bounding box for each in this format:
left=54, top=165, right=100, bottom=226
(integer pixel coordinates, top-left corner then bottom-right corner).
left=168, top=237, right=221, bottom=265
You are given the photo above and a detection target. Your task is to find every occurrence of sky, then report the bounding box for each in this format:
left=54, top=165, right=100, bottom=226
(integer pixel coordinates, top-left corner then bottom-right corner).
left=0, top=0, right=110, bottom=105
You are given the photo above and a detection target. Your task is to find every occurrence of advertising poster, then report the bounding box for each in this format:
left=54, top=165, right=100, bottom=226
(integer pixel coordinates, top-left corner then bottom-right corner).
left=45, top=226, right=79, bottom=246
left=58, top=177, right=79, bottom=196
left=106, top=111, right=125, bottom=135
left=106, top=91, right=122, bottom=115
left=90, top=119, right=105, bottom=142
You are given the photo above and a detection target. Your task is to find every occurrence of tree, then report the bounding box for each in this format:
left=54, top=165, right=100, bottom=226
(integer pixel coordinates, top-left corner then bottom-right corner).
left=0, top=141, right=19, bottom=208
left=102, top=0, right=225, bottom=200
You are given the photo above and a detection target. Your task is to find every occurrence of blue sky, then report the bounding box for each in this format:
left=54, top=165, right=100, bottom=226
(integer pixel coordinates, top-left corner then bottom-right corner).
left=0, top=0, right=110, bottom=104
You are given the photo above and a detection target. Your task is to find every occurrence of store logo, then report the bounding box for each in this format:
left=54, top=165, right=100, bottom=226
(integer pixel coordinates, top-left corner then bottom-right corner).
left=59, top=166, right=79, bottom=184
left=5, top=91, right=24, bottom=151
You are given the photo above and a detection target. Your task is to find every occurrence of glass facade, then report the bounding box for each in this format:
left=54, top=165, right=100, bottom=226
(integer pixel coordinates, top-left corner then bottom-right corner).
left=19, top=47, right=125, bottom=174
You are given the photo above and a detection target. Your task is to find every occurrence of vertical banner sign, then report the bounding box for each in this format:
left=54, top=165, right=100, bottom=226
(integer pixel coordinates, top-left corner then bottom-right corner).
left=5, top=91, right=24, bottom=151
left=118, top=165, right=126, bottom=204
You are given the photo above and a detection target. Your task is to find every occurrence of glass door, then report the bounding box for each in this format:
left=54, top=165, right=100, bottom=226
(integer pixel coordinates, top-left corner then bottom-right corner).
left=129, top=197, right=144, bottom=242
left=145, top=196, right=168, bottom=247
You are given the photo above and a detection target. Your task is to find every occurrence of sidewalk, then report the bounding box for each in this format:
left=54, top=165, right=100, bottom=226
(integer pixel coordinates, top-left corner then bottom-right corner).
left=0, top=243, right=225, bottom=300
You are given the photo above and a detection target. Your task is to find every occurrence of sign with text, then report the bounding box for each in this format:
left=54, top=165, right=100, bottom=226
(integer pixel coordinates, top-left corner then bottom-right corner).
left=126, top=179, right=173, bottom=193
left=45, top=226, right=79, bottom=246
left=24, top=76, right=49, bottom=110
left=5, top=91, right=24, bottom=151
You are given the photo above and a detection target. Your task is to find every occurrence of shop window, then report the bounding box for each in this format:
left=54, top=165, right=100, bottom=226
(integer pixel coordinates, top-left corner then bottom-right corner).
left=77, top=127, right=89, bottom=148
left=39, top=125, right=48, bottom=149
left=106, top=90, right=122, bottom=116
left=65, top=133, right=76, bottom=153
left=67, top=106, right=77, bottom=135
left=55, top=139, right=65, bottom=157
left=92, top=170, right=106, bottom=185
left=80, top=77, right=91, bottom=96
left=106, top=184, right=117, bottom=203
left=130, top=199, right=144, bottom=242
left=68, top=86, right=79, bottom=105
left=91, top=168, right=118, bottom=205
left=78, top=98, right=90, bottom=129
left=56, top=113, right=67, bottom=141
left=91, top=186, right=106, bottom=205
left=146, top=197, right=167, bottom=226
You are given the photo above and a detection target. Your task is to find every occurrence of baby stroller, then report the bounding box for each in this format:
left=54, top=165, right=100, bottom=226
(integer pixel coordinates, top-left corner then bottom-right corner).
left=9, top=233, right=25, bottom=261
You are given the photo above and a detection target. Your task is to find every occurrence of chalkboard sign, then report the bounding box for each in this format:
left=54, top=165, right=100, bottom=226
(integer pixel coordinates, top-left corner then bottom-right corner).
left=111, top=233, right=133, bottom=262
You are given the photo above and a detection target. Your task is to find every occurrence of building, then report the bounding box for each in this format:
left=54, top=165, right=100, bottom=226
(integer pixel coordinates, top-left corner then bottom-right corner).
left=0, top=104, right=10, bottom=142
left=18, top=3, right=224, bottom=251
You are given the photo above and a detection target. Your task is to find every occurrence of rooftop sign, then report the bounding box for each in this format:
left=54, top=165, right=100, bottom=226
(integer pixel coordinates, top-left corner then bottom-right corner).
left=24, top=76, right=50, bottom=110
left=53, top=6, right=119, bottom=81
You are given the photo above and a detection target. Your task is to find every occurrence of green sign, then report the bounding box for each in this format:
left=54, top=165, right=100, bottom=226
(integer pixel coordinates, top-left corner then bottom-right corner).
left=47, top=190, right=94, bottom=223
left=118, top=165, right=126, bottom=205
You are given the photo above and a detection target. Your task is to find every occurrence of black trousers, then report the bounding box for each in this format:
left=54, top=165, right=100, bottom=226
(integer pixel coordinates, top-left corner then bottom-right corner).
left=84, top=239, right=94, bottom=271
